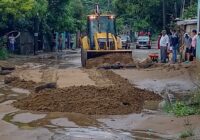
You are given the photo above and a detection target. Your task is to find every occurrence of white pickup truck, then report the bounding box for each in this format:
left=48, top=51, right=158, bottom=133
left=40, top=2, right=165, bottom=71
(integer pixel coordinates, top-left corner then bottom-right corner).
left=136, top=36, right=151, bottom=49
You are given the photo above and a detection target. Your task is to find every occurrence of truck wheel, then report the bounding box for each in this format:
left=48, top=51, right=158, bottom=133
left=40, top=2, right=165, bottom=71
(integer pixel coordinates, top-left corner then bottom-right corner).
left=81, top=48, right=87, bottom=67
left=148, top=46, right=151, bottom=49
left=136, top=45, right=140, bottom=49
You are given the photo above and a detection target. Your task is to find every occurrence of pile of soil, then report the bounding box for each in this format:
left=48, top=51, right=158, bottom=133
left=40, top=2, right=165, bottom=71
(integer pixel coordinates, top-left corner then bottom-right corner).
left=5, top=77, right=37, bottom=90
left=86, top=53, right=134, bottom=68
left=13, top=70, right=162, bottom=115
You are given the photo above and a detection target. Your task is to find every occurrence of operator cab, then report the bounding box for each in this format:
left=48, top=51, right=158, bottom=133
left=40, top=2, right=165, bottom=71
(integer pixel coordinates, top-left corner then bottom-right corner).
left=87, top=14, right=116, bottom=50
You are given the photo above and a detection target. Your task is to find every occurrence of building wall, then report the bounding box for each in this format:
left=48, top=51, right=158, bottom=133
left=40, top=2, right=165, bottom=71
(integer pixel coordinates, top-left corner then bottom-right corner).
left=186, top=25, right=197, bottom=34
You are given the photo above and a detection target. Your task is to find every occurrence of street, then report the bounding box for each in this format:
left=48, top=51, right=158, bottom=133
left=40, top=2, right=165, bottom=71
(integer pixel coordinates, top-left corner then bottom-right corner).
left=0, top=46, right=199, bottom=140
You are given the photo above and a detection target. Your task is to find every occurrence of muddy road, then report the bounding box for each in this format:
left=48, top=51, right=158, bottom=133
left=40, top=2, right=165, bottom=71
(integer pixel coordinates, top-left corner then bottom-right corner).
left=0, top=49, right=200, bottom=140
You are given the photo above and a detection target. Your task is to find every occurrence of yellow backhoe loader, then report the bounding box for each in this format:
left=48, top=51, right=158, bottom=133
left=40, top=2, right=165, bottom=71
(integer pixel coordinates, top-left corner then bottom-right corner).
left=81, top=6, right=132, bottom=67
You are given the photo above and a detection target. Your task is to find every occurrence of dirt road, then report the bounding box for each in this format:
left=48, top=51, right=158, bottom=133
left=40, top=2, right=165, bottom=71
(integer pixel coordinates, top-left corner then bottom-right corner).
left=0, top=49, right=199, bottom=140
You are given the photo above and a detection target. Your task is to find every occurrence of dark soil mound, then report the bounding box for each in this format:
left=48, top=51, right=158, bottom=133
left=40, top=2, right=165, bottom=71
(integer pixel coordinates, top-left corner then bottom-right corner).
left=14, top=71, right=161, bottom=115
left=13, top=70, right=162, bottom=115
left=86, top=53, right=134, bottom=68
left=13, top=86, right=161, bottom=115
left=5, top=77, right=37, bottom=90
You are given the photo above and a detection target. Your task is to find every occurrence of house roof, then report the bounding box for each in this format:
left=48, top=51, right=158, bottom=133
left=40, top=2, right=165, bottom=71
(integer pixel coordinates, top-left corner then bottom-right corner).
left=176, top=19, right=197, bottom=26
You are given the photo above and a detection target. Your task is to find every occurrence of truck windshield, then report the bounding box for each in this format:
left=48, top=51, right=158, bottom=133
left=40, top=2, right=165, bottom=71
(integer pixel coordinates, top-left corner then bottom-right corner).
left=138, top=36, right=149, bottom=41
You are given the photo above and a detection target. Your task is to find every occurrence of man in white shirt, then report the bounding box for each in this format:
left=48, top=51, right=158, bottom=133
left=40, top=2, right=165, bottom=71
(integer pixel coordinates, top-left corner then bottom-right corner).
left=159, top=30, right=169, bottom=63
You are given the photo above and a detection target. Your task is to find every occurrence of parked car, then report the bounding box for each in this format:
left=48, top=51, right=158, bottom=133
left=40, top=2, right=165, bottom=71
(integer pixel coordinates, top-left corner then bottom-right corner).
left=119, top=35, right=131, bottom=49
left=136, top=36, right=151, bottom=49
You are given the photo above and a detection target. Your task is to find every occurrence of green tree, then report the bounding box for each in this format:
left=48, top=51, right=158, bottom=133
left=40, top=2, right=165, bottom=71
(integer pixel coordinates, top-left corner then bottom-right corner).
left=47, top=0, right=74, bottom=32
left=183, top=1, right=197, bottom=19
left=114, top=0, right=161, bottom=31
left=0, top=0, right=48, bottom=30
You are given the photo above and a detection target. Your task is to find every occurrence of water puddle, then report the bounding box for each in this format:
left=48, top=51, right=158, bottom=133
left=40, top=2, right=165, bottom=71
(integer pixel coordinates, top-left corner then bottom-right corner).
left=3, top=111, right=99, bottom=129
left=52, top=128, right=133, bottom=140
left=143, top=100, right=161, bottom=110
left=11, top=88, right=31, bottom=95
left=12, top=113, right=46, bottom=123
left=132, top=130, right=172, bottom=139
left=136, top=79, right=197, bottom=94
left=0, top=88, right=28, bottom=104
left=51, top=118, right=78, bottom=127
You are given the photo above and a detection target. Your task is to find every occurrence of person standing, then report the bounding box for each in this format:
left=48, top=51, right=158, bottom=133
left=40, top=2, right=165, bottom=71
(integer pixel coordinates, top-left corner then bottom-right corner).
left=58, top=34, right=62, bottom=52
left=159, top=30, right=169, bottom=63
left=157, top=33, right=162, bottom=49
left=8, top=34, right=15, bottom=53
left=190, top=29, right=197, bottom=62
left=170, top=29, right=179, bottom=63
left=183, top=33, right=192, bottom=62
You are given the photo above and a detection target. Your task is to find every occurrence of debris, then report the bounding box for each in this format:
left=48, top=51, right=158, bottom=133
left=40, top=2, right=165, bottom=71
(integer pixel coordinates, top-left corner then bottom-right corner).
left=136, top=58, right=153, bottom=69
left=34, top=82, right=57, bottom=93
left=0, top=70, right=12, bottom=75
left=1, top=66, right=15, bottom=71
left=4, top=76, right=17, bottom=84
left=4, top=76, right=37, bottom=90
left=86, top=53, right=134, bottom=69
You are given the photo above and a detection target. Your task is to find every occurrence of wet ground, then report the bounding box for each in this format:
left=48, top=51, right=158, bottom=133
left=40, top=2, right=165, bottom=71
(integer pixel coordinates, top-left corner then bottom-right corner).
left=0, top=48, right=200, bottom=140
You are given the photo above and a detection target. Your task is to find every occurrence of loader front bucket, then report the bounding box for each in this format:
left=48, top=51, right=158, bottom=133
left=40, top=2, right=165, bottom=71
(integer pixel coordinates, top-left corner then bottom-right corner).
left=81, top=49, right=132, bottom=67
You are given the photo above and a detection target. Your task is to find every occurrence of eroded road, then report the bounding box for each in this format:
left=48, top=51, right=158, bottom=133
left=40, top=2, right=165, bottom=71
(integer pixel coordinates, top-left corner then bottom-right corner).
left=0, top=48, right=200, bottom=140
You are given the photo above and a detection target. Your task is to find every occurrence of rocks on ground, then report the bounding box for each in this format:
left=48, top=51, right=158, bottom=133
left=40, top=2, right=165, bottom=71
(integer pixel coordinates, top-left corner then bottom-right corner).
left=0, top=61, right=15, bottom=75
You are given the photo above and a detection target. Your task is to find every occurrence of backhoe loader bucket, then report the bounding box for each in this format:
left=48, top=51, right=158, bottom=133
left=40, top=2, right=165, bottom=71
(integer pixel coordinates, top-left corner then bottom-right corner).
left=81, top=49, right=132, bottom=67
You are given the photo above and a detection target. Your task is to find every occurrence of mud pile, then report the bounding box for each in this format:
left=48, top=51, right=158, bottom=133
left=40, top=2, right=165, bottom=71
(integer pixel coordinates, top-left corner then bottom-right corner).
left=5, top=77, right=37, bottom=90
left=86, top=53, right=135, bottom=68
left=13, top=70, right=162, bottom=115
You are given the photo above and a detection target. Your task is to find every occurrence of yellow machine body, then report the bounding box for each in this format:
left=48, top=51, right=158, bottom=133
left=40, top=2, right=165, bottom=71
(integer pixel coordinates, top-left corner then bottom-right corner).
left=81, top=14, right=132, bottom=67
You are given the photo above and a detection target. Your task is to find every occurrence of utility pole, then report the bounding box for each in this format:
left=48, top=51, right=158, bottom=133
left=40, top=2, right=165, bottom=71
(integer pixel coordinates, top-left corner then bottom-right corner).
left=34, top=13, right=39, bottom=55
left=107, top=0, right=110, bottom=12
left=181, top=0, right=185, bottom=19
left=162, top=0, right=166, bottom=29
left=174, top=1, right=177, bottom=18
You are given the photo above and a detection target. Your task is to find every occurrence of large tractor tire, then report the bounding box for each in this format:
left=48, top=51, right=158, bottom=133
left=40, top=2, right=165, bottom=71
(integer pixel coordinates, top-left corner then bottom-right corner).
left=81, top=48, right=87, bottom=67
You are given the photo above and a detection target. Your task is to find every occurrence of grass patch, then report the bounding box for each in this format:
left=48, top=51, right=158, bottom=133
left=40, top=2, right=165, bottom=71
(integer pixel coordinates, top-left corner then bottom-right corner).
left=180, top=129, right=194, bottom=138
left=164, top=90, right=200, bottom=117
left=165, top=102, right=196, bottom=117
left=0, top=47, right=8, bottom=60
left=0, top=36, right=9, bottom=60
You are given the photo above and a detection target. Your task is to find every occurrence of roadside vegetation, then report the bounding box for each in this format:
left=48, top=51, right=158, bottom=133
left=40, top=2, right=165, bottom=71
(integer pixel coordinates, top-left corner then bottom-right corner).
left=0, top=36, right=8, bottom=60
left=179, top=129, right=194, bottom=138
left=0, top=0, right=197, bottom=35
left=0, top=0, right=197, bottom=59
left=164, top=89, right=200, bottom=117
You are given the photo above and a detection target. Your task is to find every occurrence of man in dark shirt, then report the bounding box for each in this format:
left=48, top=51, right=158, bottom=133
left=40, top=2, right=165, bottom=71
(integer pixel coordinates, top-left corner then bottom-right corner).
left=170, top=29, right=179, bottom=63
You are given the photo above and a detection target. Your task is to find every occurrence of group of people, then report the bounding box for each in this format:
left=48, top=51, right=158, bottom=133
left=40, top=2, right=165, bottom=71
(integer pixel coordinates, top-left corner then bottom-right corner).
left=51, top=33, right=73, bottom=52
left=158, top=29, right=197, bottom=63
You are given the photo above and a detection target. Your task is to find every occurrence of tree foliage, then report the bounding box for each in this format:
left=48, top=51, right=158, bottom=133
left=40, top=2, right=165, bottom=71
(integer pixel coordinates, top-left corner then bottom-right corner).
left=0, top=0, right=198, bottom=36
left=183, top=1, right=197, bottom=19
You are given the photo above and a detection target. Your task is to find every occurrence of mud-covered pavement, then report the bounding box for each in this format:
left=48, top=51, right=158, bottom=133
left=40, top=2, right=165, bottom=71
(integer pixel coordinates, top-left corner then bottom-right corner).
left=0, top=49, right=200, bottom=140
